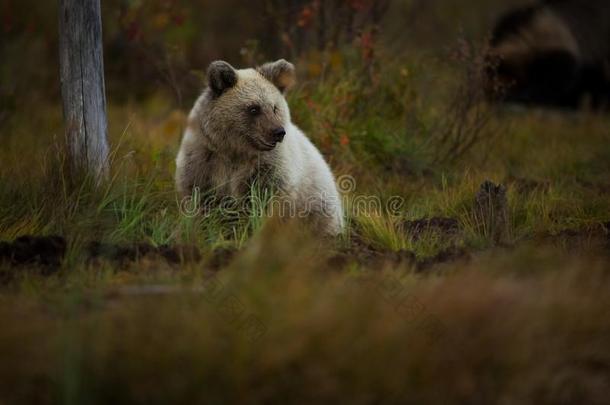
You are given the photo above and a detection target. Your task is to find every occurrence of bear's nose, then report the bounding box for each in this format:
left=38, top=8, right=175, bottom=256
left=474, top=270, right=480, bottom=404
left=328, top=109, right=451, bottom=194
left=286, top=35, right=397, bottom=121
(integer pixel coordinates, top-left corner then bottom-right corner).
left=272, top=127, right=286, bottom=143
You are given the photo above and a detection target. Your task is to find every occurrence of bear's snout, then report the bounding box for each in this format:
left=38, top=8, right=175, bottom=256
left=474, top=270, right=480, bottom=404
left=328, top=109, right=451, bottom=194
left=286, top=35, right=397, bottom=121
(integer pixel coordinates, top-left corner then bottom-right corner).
left=271, top=127, right=286, bottom=144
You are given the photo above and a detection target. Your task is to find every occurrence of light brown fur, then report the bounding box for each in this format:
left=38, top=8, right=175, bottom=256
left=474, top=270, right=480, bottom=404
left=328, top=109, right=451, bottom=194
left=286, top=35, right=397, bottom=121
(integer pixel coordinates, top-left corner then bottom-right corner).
left=175, top=60, right=344, bottom=234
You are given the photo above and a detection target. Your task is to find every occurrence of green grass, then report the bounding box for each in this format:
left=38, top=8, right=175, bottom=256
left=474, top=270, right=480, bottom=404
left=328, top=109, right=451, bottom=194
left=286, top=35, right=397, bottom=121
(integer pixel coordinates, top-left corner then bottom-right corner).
left=1, top=50, right=609, bottom=404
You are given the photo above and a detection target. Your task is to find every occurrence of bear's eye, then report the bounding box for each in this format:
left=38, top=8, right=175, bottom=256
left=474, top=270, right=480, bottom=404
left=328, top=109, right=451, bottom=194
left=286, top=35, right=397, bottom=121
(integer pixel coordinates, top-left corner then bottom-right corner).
left=273, top=105, right=278, bottom=114
left=248, top=105, right=261, bottom=116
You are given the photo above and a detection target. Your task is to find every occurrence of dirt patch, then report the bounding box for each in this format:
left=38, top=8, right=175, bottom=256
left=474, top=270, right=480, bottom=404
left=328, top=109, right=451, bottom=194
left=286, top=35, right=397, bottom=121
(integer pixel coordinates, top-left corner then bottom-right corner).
left=327, top=236, right=416, bottom=270
left=328, top=236, right=469, bottom=272
left=417, top=246, right=470, bottom=271
left=0, top=236, right=202, bottom=272
left=0, top=235, right=66, bottom=269
left=206, top=246, right=239, bottom=271
left=87, top=242, right=201, bottom=266
left=0, top=235, right=66, bottom=283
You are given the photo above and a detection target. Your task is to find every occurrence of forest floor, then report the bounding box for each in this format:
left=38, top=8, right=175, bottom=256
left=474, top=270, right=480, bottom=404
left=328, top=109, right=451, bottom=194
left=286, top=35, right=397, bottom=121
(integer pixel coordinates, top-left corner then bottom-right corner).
left=1, top=55, right=610, bottom=404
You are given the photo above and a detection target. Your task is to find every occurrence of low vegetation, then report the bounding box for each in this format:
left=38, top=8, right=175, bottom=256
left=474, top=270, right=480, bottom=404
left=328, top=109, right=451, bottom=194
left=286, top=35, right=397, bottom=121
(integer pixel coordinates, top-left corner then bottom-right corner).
left=1, top=16, right=610, bottom=405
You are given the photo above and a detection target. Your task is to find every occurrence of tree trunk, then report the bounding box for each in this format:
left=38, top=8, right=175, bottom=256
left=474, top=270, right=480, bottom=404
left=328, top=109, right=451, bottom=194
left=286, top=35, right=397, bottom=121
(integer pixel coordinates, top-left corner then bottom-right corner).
left=59, top=0, right=109, bottom=182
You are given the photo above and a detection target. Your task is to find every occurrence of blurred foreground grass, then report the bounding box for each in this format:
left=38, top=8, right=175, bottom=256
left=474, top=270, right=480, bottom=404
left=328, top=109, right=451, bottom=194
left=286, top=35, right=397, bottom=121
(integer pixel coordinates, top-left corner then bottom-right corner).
left=0, top=51, right=609, bottom=403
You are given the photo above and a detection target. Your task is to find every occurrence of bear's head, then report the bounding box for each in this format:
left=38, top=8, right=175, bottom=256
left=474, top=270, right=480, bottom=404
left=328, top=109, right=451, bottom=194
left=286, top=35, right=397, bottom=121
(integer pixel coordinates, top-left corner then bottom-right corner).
left=202, top=59, right=296, bottom=153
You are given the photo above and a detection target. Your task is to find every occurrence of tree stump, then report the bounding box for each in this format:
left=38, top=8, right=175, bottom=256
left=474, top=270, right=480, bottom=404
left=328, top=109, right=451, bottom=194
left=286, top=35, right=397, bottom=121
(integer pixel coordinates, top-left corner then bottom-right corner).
left=474, top=180, right=509, bottom=244
left=59, top=0, right=109, bottom=182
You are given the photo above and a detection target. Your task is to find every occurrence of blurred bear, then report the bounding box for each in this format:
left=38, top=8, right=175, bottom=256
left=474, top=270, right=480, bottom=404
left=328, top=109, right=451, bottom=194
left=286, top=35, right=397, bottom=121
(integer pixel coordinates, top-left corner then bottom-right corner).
left=487, top=0, right=610, bottom=109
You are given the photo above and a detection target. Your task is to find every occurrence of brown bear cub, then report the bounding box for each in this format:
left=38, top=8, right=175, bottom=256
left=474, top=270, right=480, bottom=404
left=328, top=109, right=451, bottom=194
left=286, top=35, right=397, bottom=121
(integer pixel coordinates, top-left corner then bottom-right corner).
left=175, top=60, right=344, bottom=235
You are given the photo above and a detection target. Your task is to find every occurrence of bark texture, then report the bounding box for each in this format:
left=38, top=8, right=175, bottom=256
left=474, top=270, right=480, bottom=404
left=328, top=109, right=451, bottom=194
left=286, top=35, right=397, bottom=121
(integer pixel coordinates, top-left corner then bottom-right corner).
left=59, top=0, right=109, bottom=180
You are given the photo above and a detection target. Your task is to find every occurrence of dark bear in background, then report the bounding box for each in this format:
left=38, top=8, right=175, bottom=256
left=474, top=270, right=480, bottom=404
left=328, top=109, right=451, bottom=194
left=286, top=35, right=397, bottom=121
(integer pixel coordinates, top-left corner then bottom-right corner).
left=487, top=0, right=610, bottom=109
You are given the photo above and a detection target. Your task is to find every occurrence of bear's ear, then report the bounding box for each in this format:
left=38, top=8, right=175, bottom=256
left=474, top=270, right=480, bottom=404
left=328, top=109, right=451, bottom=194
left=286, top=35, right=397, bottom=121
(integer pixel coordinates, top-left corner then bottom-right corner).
left=257, top=59, right=296, bottom=93
left=207, top=61, right=238, bottom=97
